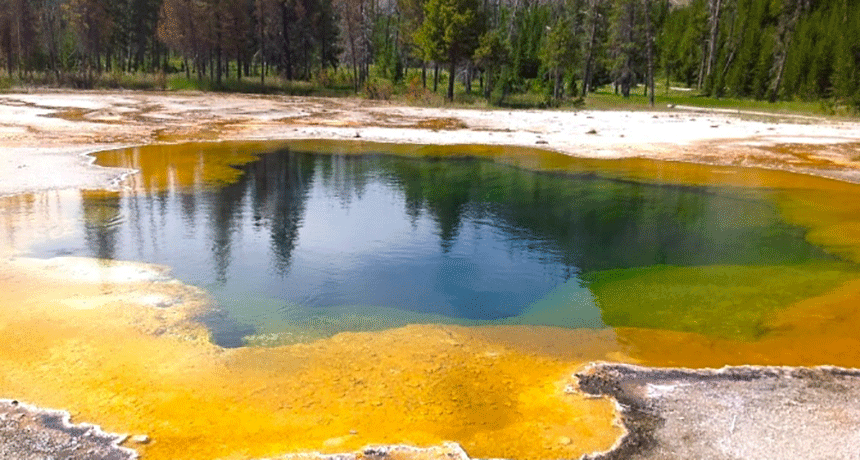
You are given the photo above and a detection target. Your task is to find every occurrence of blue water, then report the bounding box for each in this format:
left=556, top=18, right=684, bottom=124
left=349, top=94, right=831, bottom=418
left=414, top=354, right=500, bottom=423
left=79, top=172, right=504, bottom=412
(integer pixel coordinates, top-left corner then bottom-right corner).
left=31, top=145, right=835, bottom=346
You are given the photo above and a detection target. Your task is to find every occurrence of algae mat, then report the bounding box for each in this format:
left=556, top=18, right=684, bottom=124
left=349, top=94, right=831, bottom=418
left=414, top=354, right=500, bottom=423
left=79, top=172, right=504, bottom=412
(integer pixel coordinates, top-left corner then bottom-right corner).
left=0, top=257, right=623, bottom=459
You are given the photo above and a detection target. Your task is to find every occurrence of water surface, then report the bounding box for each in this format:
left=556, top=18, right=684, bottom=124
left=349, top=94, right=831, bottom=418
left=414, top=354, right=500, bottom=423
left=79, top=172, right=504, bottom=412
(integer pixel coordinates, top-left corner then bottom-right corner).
left=30, top=142, right=857, bottom=346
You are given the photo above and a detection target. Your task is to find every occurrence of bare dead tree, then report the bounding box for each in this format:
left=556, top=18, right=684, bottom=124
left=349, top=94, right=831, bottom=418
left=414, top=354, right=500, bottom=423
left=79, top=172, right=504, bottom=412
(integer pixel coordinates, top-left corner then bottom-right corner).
left=767, top=0, right=810, bottom=102
left=701, top=0, right=722, bottom=90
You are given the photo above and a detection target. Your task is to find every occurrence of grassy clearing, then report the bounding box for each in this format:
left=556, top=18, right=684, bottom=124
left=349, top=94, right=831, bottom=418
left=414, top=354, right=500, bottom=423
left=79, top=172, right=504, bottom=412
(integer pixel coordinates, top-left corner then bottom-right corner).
left=0, top=70, right=354, bottom=97
left=585, top=89, right=832, bottom=116
left=578, top=80, right=848, bottom=118
left=165, top=75, right=355, bottom=97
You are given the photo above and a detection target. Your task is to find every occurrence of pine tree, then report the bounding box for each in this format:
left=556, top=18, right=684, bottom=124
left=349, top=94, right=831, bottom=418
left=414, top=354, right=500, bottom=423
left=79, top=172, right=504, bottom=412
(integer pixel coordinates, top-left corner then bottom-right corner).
left=539, top=14, right=576, bottom=103
left=609, top=0, right=641, bottom=98
left=65, top=0, right=115, bottom=77
left=413, top=0, right=484, bottom=101
left=832, top=0, right=860, bottom=109
left=474, top=27, right=509, bottom=101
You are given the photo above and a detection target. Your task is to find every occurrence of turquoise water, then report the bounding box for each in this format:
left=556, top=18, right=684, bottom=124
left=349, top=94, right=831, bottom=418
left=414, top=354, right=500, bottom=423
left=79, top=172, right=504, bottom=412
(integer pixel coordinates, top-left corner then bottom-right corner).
left=33, top=146, right=839, bottom=346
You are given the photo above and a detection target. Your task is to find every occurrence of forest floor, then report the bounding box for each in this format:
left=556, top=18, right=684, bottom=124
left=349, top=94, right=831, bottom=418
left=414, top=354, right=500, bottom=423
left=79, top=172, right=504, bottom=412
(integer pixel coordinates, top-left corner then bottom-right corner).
left=2, top=90, right=860, bottom=460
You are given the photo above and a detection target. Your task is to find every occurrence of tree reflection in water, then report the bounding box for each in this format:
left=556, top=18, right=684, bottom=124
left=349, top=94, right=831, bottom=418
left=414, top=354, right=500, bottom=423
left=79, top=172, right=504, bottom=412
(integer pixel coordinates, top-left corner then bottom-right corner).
left=33, top=145, right=846, bottom=346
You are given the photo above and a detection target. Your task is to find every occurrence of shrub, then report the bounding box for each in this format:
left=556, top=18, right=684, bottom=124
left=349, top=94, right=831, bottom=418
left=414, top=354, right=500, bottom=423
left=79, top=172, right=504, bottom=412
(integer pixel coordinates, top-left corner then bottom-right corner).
left=406, top=75, right=433, bottom=104
left=363, top=79, right=393, bottom=100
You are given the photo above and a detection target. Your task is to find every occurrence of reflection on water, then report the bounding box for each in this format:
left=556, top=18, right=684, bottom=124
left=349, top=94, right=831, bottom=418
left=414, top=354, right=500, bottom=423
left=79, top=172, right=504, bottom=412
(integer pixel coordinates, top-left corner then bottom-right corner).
left=25, top=142, right=852, bottom=346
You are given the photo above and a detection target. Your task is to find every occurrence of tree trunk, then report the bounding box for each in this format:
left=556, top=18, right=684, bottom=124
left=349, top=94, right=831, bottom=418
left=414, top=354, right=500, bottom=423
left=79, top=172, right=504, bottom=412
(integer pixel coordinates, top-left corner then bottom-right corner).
left=715, top=0, right=740, bottom=94
left=447, top=58, right=455, bottom=101
left=281, top=2, right=293, bottom=80
left=768, top=0, right=802, bottom=102
left=704, top=0, right=723, bottom=91
left=620, top=0, right=634, bottom=98
left=665, top=60, right=670, bottom=96
left=237, top=51, right=242, bottom=80
left=303, top=38, right=310, bottom=80
left=645, top=0, right=655, bottom=107
left=15, top=11, right=23, bottom=78
left=3, top=26, right=12, bottom=77
left=320, top=22, right=328, bottom=72
left=581, top=2, right=598, bottom=97
left=465, top=63, right=472, bottom=94
left=217, top=42, right=223, bottom=85
left=696, top=40, right=707, bottom=89
left=433, top=63, right=439, bottom=92
left=349, top=19, right=357, bottom=90
left=259, top=0, right=266, bottom=86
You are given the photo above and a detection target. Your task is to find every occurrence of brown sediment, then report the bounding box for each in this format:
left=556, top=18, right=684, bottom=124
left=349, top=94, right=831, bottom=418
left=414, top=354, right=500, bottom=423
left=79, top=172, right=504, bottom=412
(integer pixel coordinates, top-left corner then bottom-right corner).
left=759, top=142, right=860, bottom=169
left=272, top=115, right=468, bottom=131
left=408, top=117, right=468, bottom=131
left=275, top=116, right=364, bottom=128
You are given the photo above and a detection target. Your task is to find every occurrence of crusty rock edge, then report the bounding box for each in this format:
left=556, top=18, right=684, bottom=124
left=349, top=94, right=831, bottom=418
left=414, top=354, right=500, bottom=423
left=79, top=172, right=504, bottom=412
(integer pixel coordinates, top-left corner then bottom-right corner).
left=0, top=398, right=139, bottom=460
left=269, top=442, right=472, bottom=460
left=573, top=362, right=860, bottom=460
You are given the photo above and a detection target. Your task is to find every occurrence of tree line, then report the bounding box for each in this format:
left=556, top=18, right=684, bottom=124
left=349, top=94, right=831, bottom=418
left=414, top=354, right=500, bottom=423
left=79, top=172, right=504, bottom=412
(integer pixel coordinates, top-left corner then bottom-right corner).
left=0, top=0, right=858, bottom=109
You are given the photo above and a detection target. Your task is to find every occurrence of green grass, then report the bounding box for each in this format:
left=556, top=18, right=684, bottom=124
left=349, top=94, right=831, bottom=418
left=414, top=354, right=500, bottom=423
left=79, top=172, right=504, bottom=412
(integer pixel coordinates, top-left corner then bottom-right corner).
left=0, top=68, right=854, bottom=118
left=584, top=83, right=843, bottom=118
left=165, top=75, right=353, bottom=96
left=0, top=69, right=355, bottom=97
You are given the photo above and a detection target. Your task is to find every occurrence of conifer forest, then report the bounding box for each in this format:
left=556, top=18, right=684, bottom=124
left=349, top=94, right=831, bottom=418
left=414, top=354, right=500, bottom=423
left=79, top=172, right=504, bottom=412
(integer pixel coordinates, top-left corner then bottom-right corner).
left=0, top=0, right=858, bottom=108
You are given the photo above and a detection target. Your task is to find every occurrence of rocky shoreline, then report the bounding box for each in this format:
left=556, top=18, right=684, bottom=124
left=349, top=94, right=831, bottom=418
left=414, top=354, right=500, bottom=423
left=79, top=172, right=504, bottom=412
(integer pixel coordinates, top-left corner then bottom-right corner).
left=576, top=363, right=860, bottom=460
left=0, top=399, right=138, bottom=460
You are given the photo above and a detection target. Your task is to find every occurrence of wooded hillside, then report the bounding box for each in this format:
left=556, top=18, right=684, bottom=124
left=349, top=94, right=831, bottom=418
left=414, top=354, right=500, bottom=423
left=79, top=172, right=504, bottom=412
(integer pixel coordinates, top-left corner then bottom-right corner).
left=0, top=0, right=858, bottom=109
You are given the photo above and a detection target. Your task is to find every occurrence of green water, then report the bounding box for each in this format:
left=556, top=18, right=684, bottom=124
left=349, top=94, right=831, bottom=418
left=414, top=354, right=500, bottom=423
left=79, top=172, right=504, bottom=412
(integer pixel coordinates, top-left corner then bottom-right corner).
left=586, top=263, right=856, bottom=340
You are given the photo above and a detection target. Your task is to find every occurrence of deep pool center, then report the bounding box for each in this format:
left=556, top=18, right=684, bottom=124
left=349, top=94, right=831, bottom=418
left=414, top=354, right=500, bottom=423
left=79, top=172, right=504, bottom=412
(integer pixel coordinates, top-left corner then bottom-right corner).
left=32, top=140, right=860, bottom=348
